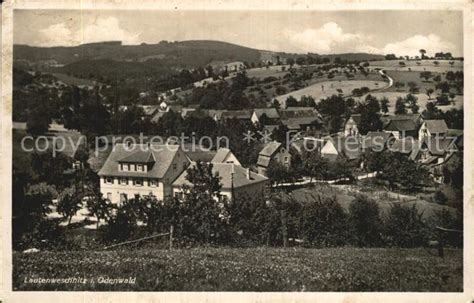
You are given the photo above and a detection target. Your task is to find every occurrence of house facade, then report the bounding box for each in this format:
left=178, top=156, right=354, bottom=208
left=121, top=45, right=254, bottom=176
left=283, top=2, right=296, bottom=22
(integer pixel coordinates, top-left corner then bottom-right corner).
left=257, top=141, right=291, bottom=175
left=98, top=143, right=190, bottom=204
left=344, top=114, right=361, bottom=137
left=172, top=163, right=268, bottom=202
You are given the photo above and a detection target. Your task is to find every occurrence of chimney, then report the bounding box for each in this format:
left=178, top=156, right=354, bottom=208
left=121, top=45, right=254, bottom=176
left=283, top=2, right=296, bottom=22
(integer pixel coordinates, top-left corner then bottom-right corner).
left=246, top=168, right=251, bottom=180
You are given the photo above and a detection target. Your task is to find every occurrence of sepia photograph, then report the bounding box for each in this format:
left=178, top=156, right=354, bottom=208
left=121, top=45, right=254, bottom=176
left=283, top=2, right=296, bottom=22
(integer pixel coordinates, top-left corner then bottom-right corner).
left=5, top=3, right=469, bottom=296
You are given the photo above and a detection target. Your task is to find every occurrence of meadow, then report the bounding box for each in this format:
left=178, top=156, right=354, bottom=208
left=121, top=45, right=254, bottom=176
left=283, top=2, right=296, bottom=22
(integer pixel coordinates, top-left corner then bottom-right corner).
left=13, top=247, right=462, bottom=291
left=369, top=59, right=463, bottom=72
left=274, top=80, right=386, bottom=106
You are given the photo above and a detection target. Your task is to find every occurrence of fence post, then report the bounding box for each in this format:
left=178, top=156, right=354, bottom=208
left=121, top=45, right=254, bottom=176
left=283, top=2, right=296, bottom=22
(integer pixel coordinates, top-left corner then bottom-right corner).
left=169, top=225, right=174, bottom=250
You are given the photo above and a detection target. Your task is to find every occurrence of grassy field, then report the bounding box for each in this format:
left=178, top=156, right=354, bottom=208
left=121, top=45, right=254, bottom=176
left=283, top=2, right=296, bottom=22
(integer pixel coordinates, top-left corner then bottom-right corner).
left=13, top=247, right=462, bottom=291
left=274, top=80, right=386, bottom=106
left=291, top=184, right=456, bottom=219
left=53, top=73, right=98, bottom=86
left=369, top=59, right=463, bottom=72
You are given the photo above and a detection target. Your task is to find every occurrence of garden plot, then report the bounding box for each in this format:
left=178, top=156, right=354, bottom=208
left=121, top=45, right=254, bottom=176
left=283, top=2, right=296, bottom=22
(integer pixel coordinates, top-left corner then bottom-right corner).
left=274, top=80, right=387, bottom=107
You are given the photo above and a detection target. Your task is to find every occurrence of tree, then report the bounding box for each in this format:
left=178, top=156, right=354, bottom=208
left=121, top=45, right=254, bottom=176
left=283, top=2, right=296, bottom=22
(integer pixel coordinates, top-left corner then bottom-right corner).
left=27, top=107, right=51, bottom=136
left=449, top=93, right=456, bottom=104
left=436, top=94, right=450, bottom=105
left=433, top=60, right=440, bottom=66
left=380, top=97, right=389, bottom=114
left=57, top=186, right=84, bottom=225
left=394, top=97, right=407, bottom=115
left=433, top=75, right=441, bottom=83
left=379, top=152, right=430, bottom=191
left=436, top=81, right=451, bottom=94
left=301, top=150, right=328, bottom=181
left=266, top=159, right=290, bottom=186
left=420, top=71, right=432, bottom=82
left=87, top=192, right=114, bottom=228
left=425, top=88, right=434, bottom=100
left=286, top=58, right=295, bottom=67
left=349, top=195, right=382, bottom=246
left=419, top=49, right=426, bottom=59
left=285, top=96, right=298, bottom=108
left=384, top=204, right=428, bottom=247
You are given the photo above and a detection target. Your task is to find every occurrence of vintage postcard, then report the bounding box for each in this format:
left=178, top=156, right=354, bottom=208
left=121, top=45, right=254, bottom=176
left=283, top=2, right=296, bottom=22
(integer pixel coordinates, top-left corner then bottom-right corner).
left=1, top=0, right=473, bottom=302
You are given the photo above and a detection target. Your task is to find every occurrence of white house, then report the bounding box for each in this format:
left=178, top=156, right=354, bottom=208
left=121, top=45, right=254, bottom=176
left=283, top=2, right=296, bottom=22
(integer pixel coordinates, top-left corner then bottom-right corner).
left=172, top=163, right=268, bottom=202
left=98, top=143, right=190, bottom=204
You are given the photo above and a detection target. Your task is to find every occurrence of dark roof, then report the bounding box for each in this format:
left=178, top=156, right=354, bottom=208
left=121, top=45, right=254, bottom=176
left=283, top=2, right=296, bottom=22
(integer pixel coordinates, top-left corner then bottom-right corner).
left=349, top=114, right=362, bottom=125
left=389, top=138, right=421, bottom=160
left=98, top=143, right=183, bottom=178
left=259, top=141, right=282, bottom=157
left=221, top=110, right=253, bottom=120
left=118, top=150, right=155, bottom=163
left=384, top=119, right=417, bottom=132
left=361, top=131, right=393, bottom=149
left=280, top=108, right=320, bottom=120
left=172, top=163, right=268, bottom=189
left=424, top=120, right=449, bottom=134
left=381, top=114, right=422, bottom=128
left=257, top=156, right=272, bottom=167
left=180, top=143, right=217, bottom=162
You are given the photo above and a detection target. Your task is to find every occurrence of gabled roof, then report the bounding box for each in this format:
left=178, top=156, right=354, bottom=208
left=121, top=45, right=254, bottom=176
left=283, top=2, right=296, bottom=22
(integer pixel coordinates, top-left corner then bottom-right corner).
left=348, top=114, right=362, bottom=125
left=181, top=143, right=217, bottom=162
left=151, top=111, right=166, bottom=123
left=381, top=114, right=422, bottom=128
left=118, top=150, right=155, bottom=163
left=221, top=110, right=253, bottom=120
left=253, top=108, right=280, bottom=120
left=389, top=138, right=421, bottom=160
left=211, top=148, right=233, bottom=163
left=361, top=131, right=393, bottom=149
left=98, top=143, right=183, bottom=178
left=172, top=163, right=268, bottom=189
left=424, top=120, right=449, bottom=134
left=384, top=119, right=417, bottom=132
left=259, top=141, right=282, bottom=157
left=279, top=108, right=320, bottom=120
left=325, top=136, right=361, bottom=160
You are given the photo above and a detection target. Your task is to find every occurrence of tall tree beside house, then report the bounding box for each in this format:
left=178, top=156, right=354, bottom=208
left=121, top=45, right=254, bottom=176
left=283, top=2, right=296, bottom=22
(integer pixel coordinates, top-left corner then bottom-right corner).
left=355, top=95, right=383, bottom=135
left=266, top=159, right=291, bottom=186
left=57, top=186, right=84, bottom=226
left=179, top=161, right=228, bottom=243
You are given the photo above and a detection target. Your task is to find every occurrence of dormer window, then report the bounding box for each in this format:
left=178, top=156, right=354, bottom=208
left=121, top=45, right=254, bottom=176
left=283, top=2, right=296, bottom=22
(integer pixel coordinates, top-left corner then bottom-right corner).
left=123, top=164, right=129, bottom=171
left=137, top=164, right=143, bottom=172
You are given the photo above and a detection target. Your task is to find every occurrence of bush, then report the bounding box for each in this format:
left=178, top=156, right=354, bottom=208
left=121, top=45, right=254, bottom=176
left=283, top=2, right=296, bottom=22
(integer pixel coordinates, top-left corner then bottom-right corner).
left=348, top=195, right=382, bottom=247
left=383, top=204, right=429, bottom=247
left=433, top=190, right=448, bottom=205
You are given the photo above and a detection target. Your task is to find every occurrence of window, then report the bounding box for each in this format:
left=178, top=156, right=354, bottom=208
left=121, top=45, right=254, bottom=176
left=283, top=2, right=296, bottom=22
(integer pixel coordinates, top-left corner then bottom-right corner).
left=105, top=177, right=113, bottom=184
left=133, top=179, right=143, bottom=186
left=123, top=164, right=129, bottom=171
left=284, top=156, right=289, bottom=163
left=119, top=178, right=128, bottom=185
left=182, top=162, right=187, bottom=170
left=137, top=164, right=143, bottom=172
left=172, top=163, right=177, bottom=170
left=134, top=194, right=140, bottom=201
left=130, top=164, right=136, bottom=171
left=149, top=179, right=158, bottom=187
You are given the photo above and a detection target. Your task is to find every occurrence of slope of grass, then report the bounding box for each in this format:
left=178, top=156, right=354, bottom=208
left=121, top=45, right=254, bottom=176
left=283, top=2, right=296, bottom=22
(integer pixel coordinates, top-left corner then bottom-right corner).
left=13, top=247, right=462, bottom=291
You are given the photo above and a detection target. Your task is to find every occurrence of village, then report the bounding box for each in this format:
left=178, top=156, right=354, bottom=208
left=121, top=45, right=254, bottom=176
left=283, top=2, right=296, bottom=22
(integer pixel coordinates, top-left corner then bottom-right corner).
left=10, top=8, right=465, bottom=291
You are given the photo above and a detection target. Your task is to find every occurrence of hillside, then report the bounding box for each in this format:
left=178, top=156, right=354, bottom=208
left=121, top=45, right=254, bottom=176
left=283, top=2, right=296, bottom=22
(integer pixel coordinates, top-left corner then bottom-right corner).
left=13, top=40, right=263, bottom=68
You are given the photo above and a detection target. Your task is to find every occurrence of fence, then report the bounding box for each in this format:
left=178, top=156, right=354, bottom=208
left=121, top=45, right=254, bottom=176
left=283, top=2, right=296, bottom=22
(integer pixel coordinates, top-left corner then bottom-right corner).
left=103, top=225, right=174, bottom=250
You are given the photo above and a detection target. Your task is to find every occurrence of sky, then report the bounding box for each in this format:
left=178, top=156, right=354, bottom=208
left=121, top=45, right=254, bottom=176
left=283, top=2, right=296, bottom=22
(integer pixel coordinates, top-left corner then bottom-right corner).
left=13, top=10, right=463, bottom=57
